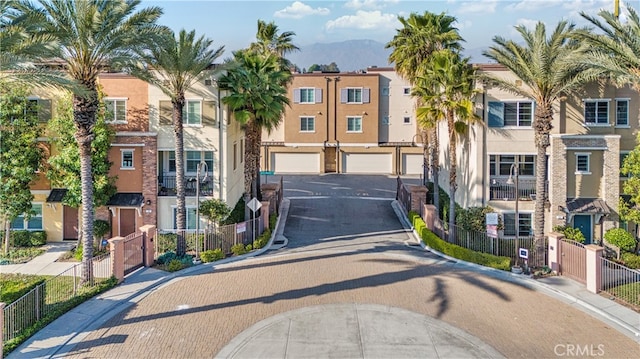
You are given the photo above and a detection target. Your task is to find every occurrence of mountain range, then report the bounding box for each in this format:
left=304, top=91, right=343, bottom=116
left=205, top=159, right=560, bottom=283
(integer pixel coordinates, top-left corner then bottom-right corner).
left=285, top=39, right=491, bottom=73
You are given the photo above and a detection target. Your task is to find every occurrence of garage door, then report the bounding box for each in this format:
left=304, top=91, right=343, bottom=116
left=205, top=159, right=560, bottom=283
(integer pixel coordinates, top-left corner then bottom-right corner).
left=272, top=153, right=320, bottom=173
left=342, top=153, right=392, bottom=174
left=403, top=154, right=425, bottom=175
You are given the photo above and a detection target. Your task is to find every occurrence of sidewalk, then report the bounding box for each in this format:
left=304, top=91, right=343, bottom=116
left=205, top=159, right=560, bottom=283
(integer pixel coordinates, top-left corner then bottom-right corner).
left=4, top=199, right=640, bottom=358
left=1, top=242, right=76, bottom=275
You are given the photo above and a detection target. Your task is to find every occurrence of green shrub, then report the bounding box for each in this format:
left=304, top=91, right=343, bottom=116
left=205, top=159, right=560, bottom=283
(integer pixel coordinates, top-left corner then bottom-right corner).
left=0, top=273, right=47, bottom=304
left=621, top=252, right=640, bottom=269
left=231, top=243, right=247, bottom=256
left=245, top=244, right=253, bottom=251
left=604, top=228, right=637, bottom=252
left=156, top=251, right=177, bottom=265
left=29, top=231, right=47, bottom=246
left=167, top=259, right=184, bottom=272
left=269, top=213, right=277, bottom=230
left=94, top=220, right=110, bottom=240
left=456, top=206, right=496, bottom=232
left=221, top=198, right=246, bottom=225
left=0, top=247, right=45, bottom=264
left=10, top=230, right=32, bottom=247
left=553, top=225, right=585, bottom=243
left=156, top=233, right=177, bottom=254
left=409, top=211, right=511, bottom=271
left=253, top=228, right=271, bottom=250
left=200, top=248, right=225, bottom=263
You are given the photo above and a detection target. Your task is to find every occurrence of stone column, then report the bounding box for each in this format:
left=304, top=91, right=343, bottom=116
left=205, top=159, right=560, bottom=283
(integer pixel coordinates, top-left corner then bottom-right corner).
left=139, top=225, right=156, bottom=267
left=409, top=185, right=428, bottom=215
left=422, top=204, right=437, bottom=231
left=550, top=136, right=568, bottom=229
left=109, top=237, right=125, bottom=284
left=261, top=183, right=279, bottom=214
left=585, top=244, right=604, bottom=294
left=603, top=135, right=621, bottom=232
left=547, top=232, right=564, bottom=273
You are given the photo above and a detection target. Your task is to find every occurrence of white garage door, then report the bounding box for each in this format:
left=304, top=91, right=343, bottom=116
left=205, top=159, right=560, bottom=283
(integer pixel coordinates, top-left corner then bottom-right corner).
left=342, top=153, right=392, bottom=174
left=272, top=153, right=320, bottom=173
left=403, top=154, right=424, bottom=175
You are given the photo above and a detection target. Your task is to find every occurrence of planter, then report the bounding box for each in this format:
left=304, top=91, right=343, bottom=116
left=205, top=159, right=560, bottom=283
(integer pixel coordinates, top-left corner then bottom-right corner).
left=511, top=266, right=523, bottom=274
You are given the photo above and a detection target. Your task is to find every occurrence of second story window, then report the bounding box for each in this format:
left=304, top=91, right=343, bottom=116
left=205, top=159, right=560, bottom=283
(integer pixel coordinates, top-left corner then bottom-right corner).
left=294, top=88, right=322, bottom=104
left=300, top=117, right=315, bottom=132
left=183, top=100, right=201, bottom=126
left=347, top=88, right=362, bottom=103
left=616, top=99, right=629, bottom=126
left=584, top=100, right=609, bottom=125
left=489, top=155, right=535, bottom=176
left=121, top=149, right=134, bottom=169
left=347, top=116, right=362, bottom=133
left=575, top=153, right=591, bottom=174
left=104, top=98, right=127, bottom=123
left=488, top=101, right=533, bottom=127
left=300, top=88, right=315, bottom=103
left=341, top=88, right=370, bottom=104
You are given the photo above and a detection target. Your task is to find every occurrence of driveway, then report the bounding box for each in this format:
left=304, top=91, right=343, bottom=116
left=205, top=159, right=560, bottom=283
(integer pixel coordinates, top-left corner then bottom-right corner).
left=63, top=175, right=639, bottom=358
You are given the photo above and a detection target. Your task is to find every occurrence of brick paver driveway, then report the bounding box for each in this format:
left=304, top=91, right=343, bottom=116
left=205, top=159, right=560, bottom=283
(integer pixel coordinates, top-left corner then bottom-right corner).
left=67, top=175, right=639, bottom=358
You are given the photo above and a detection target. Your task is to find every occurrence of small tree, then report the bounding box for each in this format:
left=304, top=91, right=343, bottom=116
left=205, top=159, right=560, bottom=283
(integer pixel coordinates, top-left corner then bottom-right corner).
left=199, top=199, right=231, bottom=233
left=552, top=225, right=586, bottom=244
left=604, top=228, right=637, bottom=259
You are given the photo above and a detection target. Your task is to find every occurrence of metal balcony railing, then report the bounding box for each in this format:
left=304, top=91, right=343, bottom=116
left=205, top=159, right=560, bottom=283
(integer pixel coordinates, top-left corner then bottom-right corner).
left=158, top=175, right=214, bottom=196
left=489, top=177, right=539, bottom=201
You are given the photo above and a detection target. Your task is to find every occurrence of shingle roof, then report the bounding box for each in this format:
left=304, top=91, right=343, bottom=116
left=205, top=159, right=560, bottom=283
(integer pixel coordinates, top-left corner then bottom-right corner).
left=106, top=193, right=143, bottom=207
left=565, top=198, right=610, bottom=214
left=46, top=188, right=68, bottom=203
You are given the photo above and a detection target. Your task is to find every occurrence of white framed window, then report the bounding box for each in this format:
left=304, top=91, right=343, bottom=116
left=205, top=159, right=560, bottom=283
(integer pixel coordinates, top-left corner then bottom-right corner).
left=347, top=88, right=362, bottom=103
left=347, top=116, right=362, bottom=132
left=121, top=149, right=134, bottom=169
left=382, top=116, right=389, bottom=125
left=186, top=150, right=213, bottom=174
left=300, top=116, right=315, bottom=132
left=584, top=99, right=609, bottom=126
left=299, top=88, right=315, bottom=104
left=489, top=155, right=535, bottom=176
left=503, top=212, right=532, bottom=237
left=488, top=101, right=533, bottom=127
left=575, top=153, right=591, bottom=174
left=382, top=87, right=389, bottom=96
left=104, top=98, right=127, bottom=123
left=183, top=100, right=202, bottom=126
left=403, top=116, right=411, bottom=124
left=616, top=99, right=629, bottom=126
left=172, top=206, right=198, bottom=230
left=10, top=203, right=43, bottom=230
left=403, top=87, right=411, bottom=95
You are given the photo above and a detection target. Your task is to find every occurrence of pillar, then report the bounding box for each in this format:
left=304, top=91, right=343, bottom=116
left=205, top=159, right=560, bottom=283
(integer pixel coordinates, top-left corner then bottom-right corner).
left=109, top=236, right=125, bottom=284
left=409, top=185, right=428, bottom=215
left=547, top=232, right=564, bottom=273
left=139, top=225, right=156, bottom=267
left=422, top=204, right=437, bottom=231
left=261, top=201, right=270, bottom=233
left=585, top=244, right=604, bottom=294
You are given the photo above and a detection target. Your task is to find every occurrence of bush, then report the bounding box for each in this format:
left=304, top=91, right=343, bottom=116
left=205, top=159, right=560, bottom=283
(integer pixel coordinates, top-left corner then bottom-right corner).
left=0, top=273, right=46, bottom=304
left=231, top=243, right=247, bottom=256
left=156, top=233, right=177, bottom=254
left=553, top=225, right=585, bottom=243
left=28, top=231, right=47, bottom=246
left=409, top=211, right=511, bottom=271
left=221, top=198, right=246, bottom=225
left=156, top=251, right=177, bottom=265
left=167, top=259, right=183, bottom=272
left=94, top=220, right=110, bottom=240
left=456, top=206, right=496, bottom=232
left=10, top=230, right=32, bottom=247
left=621, top=252, right=640, bottom=269
left=0, top=247, right=46, bottom=264
left=604, top=228, right=637, bottom=252
left=200, top=248, right=225, bottom=263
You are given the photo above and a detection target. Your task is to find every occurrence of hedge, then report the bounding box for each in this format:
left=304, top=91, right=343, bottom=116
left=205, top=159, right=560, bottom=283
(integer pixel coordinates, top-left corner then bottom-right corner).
left=408, top=211, right=511, bottom=271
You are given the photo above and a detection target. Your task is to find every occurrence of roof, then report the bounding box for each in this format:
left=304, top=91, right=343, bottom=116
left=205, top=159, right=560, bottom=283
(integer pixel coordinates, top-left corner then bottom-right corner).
left=106, top=193, right=144, bottom=207
left=565, top=198, right=610, bottom=214
left=46, top=189, right=68, bottom=203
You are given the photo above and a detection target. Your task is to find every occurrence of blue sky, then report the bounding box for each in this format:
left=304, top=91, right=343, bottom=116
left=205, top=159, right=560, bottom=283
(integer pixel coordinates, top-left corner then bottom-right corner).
left=145, top=0, right=638, bottom=56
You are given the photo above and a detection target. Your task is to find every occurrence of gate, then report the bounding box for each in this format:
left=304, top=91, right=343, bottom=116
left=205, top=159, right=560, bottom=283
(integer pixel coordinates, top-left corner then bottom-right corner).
left=123, top=231, right=144, bottom=275
left=559, top=239, right=586, bottom=284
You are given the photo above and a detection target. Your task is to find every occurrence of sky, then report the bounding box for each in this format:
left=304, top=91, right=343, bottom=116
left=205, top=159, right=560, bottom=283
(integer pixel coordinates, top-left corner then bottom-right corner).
left=144, top=0, right=640, bottom=58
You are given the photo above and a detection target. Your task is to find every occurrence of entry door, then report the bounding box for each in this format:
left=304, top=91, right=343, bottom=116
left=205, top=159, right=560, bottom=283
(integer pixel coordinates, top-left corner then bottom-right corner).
left=63, top=205, right=78, bottom=240
left=573, top=215, right=592, bottom=244
left=120, top=208, right=137, bottom=237
left=325, top=147, right=336, bottom=173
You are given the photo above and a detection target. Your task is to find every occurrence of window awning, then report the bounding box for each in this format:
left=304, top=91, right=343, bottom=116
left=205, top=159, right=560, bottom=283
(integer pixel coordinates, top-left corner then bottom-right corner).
left=106, top=193, right=144, bottom=207
left=565, top=198, right=610, bottom=214
left=46, top=188, right=68, bottom=203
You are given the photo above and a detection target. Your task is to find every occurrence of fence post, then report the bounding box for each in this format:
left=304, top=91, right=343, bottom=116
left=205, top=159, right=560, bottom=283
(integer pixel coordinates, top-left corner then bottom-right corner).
left=139, top=225, right=157, bottom=267
left=409, top=185, right=428, bottom=215
left=585, top=245, right=603, bottom=294
left=109, top=236, right=125, bottom=284
left=547, top=232, right=564, bottom=273
left=422, top=204, right=437, bottom=231
left=1, top=302, right=4, bottom=358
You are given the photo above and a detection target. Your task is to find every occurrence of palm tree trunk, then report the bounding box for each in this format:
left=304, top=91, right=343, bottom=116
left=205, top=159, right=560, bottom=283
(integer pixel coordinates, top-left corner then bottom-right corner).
left=429, top=126, right=440, bottom=219
left=533, top=104, right=552, bottom=267
left=448, top=112, right=457, bottom=242
left=244, top=120, right=261, bottom=220
left=172, top=98, right=187, bottom=256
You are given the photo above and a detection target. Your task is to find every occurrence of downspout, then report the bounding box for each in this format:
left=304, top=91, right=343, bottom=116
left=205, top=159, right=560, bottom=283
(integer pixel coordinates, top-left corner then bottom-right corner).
left=334, top=76, right=340, bottom=173
left=324, top=77, right=331, bottom=171
left=217, top=84, right=224, bottom=200
left=481, top=84, right=487, bottom=205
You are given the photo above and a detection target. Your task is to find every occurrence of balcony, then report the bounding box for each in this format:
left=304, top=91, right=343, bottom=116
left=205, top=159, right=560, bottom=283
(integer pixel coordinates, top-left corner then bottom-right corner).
left=158, top=175, right=214, bottom=197
left=489, top=176, right=538, bottom=201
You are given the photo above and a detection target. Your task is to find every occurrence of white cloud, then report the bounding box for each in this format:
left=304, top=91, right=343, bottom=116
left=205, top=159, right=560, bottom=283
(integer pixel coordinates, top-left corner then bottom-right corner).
left=325, top=10, right=399, bottom=31
left=274, top=1, right=330, bottom=19
left=457, top=1, right=498, bottom=14
left=506, top=0, right=564, bottom=12
left=344, top=0, right=398, bottom=10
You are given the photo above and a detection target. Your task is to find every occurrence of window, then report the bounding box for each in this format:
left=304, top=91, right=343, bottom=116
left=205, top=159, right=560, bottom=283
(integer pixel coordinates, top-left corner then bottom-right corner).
left=300, top=117, right=315, bottom=132
left=488, top=101, right=533, bottom=127
left=168, top=151, right=176, bottom=172
left=382, top=87, right=389, bottom=96
left=489, top=155, right=535, bottom=176
left=576, top=153, right=591, bottom=174
left=173, top=207, right=198, bottom=230
left=403, top=116, right=411, bottom=124
left=186, top=151, right=213, bottom=173
left=584, top=100, right=609, bottom=125
left=403, top=87, right=411, bottom=95
left=341, top=88, right=370, bottom=104
left=382, top=116, right=389, bottom=125
left=347, top=88, right=362, bottom=103
left=347, top=116, right=362, bottom=132
left=621, top=152, right=629, bottom=178
left=299, top=88, right=315, bottom=103
left=121, top=149, right=134, bottom=169
left=616, top=99, right=629, bottom=126
left=503, top=213, right=532, bottom=237
left=104, top=98, right=127, bottom=123
left=26, top=99, right=39, bottom=119
left=10, top=203, right=43, bottom=230
left=183, top=100, right=201, bottom=125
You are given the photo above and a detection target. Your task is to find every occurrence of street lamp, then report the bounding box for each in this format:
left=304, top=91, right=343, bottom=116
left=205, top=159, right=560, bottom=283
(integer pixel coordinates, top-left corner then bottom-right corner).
left=195, top=161, right=208, bottom=260
left=506, top=157, right=519, bottom=267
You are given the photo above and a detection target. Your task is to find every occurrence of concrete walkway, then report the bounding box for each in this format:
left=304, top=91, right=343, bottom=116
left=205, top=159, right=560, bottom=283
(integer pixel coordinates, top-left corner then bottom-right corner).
left=4, top=199, right=640, bottom=358
left=1, top=242, right=76, bottom=275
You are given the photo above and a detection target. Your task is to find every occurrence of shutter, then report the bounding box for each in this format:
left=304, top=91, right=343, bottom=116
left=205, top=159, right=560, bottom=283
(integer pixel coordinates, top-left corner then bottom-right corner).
left=340, top=88, right=348, bottom=103
left=488, top=102, right=504, bottom=128
left=38, top=99, right=51, bottom=123
left=363, top=88, right=370, bottom=103
left=159, top=101, right=172, bottom=125
left=315, top=88, right=322, bottom=103
left=202, top=101, right=217, bottom=127
left=293, top=88, right=301, bottom=103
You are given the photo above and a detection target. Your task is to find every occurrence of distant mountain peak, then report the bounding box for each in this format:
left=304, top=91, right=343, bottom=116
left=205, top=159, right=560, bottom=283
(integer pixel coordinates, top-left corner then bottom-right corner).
left=286, top=39, right=392, bottom=72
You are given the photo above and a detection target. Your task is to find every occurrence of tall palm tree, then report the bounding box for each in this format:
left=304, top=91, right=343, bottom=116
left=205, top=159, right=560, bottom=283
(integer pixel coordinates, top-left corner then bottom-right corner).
left=482, top=21, right=593, bottom=265
left=131, top=29, right=223, bottom=256
left=414, top=50, right=478, bottom=239
left=250, top=19, right=299, bottom=59
left=217, top=50, right=291, bottom=211
left=13, top=0, right=163, bottom=281
left=386, top=11, right=463, bottom=217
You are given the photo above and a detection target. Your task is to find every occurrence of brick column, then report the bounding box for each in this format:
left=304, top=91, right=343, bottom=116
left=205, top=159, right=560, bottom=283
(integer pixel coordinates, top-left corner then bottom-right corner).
left=603, top=136, right=620, bottom=232
left=585, top=244, right=604, bottom=294
left=109, top=237, right=125, bottom=284
left=550, top=136, right=567, bottom=229
left=1, top=302, right=4, bottom=358
left=261, top=183, right=280, bottom=214
left=547, top=232, right=564, bottom=273
left=139, top=225, right=156, bottom=267
left=409, top=185, right=428, bottom=214
left=422, top=204, right=437, bottom=231
left=142, top=136, right=158, bottom=227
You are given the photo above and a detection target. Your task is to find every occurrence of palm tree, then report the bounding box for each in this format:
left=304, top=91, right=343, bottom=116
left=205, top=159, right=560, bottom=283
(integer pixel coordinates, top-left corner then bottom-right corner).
left=386, top=11, right=463, bottom=218
left=250, top=19, right=299, bottom=58
left=13, top=0, right=163, bottom=281
left=414, top=50, right=478, bottom=239
left=131, top=29, right=223, bottom=256
left=217, top=50, right=291, bottom=212
left=482, top=21, right=593, bottom=266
